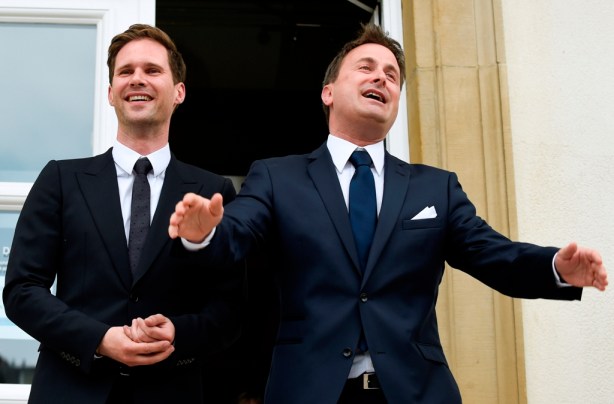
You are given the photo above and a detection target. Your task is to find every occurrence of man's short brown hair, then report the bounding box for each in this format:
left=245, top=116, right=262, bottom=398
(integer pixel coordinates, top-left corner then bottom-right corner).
left=107, top=24, right=186, bottom=85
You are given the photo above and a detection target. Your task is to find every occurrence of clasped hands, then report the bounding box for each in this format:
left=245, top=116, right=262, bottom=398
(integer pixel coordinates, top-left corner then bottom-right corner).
left=96, top=314, right=175, bottom=367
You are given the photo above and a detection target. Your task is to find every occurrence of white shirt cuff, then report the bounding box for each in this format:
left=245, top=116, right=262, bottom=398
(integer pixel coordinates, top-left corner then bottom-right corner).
left=181, top=227, right=216, bottom=251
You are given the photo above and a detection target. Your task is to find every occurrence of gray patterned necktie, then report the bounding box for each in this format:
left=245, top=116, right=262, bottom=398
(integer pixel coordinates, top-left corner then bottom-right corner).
left=128, top=158, right=152, bottom=274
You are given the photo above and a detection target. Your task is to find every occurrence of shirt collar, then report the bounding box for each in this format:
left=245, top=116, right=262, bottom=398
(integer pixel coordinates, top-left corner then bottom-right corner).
left=112, top=140, right=171, bottom=176
left=326, top=134, right=385, bottom=175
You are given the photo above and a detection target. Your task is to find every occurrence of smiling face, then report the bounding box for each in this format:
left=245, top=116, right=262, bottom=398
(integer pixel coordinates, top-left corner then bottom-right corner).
left=108, top=38, right=185, bottom=142
left=321, top=43, right=401, bottom=145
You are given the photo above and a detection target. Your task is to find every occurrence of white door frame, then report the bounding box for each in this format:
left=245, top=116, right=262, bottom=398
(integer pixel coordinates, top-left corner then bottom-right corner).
left=379, top=0, right=410, bottom=163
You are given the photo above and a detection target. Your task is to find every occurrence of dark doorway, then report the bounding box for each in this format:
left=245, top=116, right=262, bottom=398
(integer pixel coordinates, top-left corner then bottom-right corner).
left=157, top=0, right=377, bottom=176
left=156, top=1, right=377, bottom=402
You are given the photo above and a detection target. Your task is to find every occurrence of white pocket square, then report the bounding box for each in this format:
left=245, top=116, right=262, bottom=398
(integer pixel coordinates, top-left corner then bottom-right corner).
left=411, top=206, right=437, bottom=220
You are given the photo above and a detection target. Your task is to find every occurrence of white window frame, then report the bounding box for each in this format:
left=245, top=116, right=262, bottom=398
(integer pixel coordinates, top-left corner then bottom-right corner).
left=0, top=2, right=154, bottom=401
left=0, top=0, right=155, bottom=211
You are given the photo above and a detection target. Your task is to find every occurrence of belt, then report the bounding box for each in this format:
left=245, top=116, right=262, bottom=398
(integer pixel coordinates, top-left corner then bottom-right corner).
left=347, top=372, right=380, bottom=390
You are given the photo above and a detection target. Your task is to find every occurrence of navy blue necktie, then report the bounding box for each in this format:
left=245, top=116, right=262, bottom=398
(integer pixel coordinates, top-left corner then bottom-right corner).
left=349, top=150, right=376, bottom=353
left=349, top=150, right=377, bottom=271
left=129, top=158, right=152, bottom=274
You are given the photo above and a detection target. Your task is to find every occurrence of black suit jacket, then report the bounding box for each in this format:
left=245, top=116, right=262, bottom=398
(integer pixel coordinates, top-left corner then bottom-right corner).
left=3, top=148, right=244, bottom=404
left=200, top=142, right=582, bottom=404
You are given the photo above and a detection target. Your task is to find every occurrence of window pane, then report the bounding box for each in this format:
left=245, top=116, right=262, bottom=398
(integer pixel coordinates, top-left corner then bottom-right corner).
left=0, top=22, right=96, bottom=182
left=0, top=211, right=37, bottom=384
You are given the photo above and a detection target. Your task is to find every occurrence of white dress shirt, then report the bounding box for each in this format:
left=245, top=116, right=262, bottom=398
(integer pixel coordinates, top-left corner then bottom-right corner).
left=112, top=140, right=170, bottom=243
left=327, top=134, right=385, bottom=378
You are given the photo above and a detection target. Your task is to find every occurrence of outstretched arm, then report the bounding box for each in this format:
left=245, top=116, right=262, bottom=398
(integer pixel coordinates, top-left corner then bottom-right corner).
left=168, top=192, right=224, bottom=242
left=555, top=242, right=608, bottom=291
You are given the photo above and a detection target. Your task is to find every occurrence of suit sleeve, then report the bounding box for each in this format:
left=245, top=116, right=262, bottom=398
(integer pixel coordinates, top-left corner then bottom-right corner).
left=2, top=161, right=109, bottom=373
left=168, top=176, right=246, bottom=360
left=443, top=172, right=582, bottom=300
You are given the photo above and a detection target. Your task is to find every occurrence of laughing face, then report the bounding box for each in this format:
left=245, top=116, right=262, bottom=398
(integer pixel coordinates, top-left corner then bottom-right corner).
left=108, top=38, right=185, bottom=138
left=321, top=43, right=401, bottom=144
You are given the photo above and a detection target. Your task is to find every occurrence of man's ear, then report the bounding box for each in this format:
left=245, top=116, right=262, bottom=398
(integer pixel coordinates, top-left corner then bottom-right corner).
left=108, top=85, right=114, bottom=106
left=174, top=82, right=186, bottom=105
left=321, top=84, right=333, bottom=106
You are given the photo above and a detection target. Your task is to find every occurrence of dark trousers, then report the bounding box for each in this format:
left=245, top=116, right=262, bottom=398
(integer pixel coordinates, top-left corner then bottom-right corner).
left=107, top=375, right=134, bottom=404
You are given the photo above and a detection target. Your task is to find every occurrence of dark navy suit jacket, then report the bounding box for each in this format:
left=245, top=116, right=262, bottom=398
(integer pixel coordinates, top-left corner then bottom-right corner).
left=3, top=148, right=244, bottom=404
left=201, top=142, right=582, bottom=404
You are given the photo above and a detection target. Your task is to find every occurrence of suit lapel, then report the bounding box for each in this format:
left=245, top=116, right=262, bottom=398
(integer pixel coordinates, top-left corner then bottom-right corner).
left=308, top=144, right=363, bottom=275
left=362, top=153, right=411, bottom=283
left=131, top=156, right=202, bottom=284
left=76, top=149, right=132, bottom=288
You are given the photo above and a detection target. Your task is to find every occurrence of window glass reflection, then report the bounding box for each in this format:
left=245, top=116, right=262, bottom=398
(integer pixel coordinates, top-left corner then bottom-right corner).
left=0, top=212, right=36, bottom=384
left=0, top=22, right=96, bottom=182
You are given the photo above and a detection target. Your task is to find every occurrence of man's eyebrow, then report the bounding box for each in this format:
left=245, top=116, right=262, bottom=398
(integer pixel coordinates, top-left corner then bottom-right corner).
left=354, top=56, right=399, bottom=74
left=355, top=56, right=376, bottom=65
left=115, top=62, right=164, bottom=71
left=115, top=63, right=131, bottom=71
left=143, top=62, right=164, bottom=69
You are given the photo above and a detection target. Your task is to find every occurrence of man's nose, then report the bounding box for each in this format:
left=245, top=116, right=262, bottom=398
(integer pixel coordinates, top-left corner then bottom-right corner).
left=372, top=69, right=387, bottom=85
left=130, top=69, right=146, bottom=86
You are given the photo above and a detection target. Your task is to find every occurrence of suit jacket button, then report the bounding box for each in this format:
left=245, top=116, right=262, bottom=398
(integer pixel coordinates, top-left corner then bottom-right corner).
left=360, top=292, right=368, bottom=303
left=129, top=294, right=139, bottom=302
left=342, top=348, right=353, bottom=358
